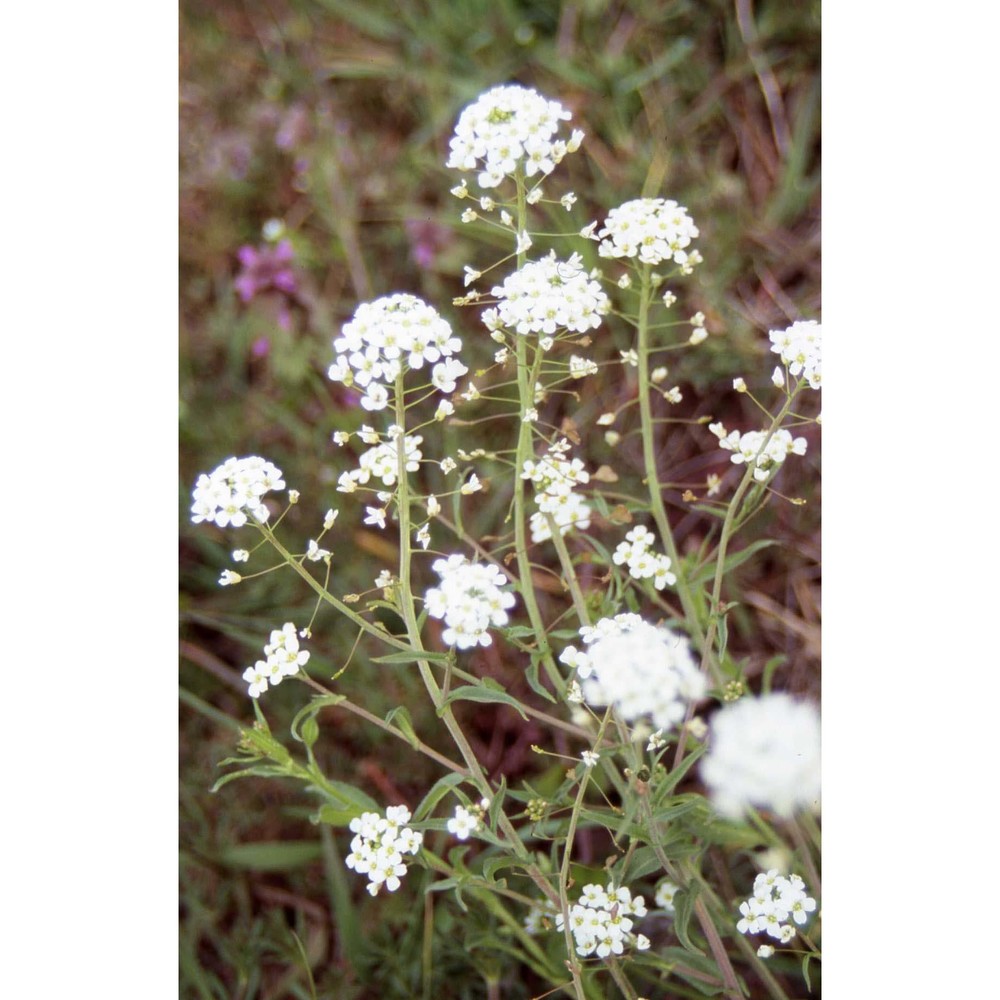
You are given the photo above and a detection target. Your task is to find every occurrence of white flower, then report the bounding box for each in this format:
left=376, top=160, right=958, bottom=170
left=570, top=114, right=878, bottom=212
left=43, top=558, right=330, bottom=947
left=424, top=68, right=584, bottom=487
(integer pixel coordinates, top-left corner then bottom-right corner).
left=190, top=456, right=285, bottom=528
left=736, top=871, right=816, bottom=944
left=564, top=616, right=706, bottom=731
left=364, top=507, right=387, bottom=530
left=654, top=881, right=679, bottom=913
left=757, top=945, right=775, bottom=958
left=488, top=251, right=609, bottom=337
left=241, top=623, right=310, bottom=697
left=612, top=524, right=676, bottom=590
left=581, top=750, right=600, bottom=768
left=769, top=320, right=821, bottom=390
left=331, top=293, right=463, bottom=399
left=424, top=554, right=517, bottom=650
left=219, top=570, right=241, bottom=586
left=569, top=355, right=598, bottom=378
left=440, top=457, right=457, bottom=474
left=717, top=428, right=808, bottom=483
left=415, top=524, right=431, bottom=550
left=523, top=407, right=538, bottom=423
left=431, top=357, right=469, bottom=394
left=323, top=509, right=338, bottom=530
left=460, top=473, right=483, bottom=495
left=772, top=366, right=785, bottom=388
left=689, top=327, right=708, bottom=345
left=560, top=192, right=577, bottom=209
left=701, top=694, right=821, bottom=819
left=243, top=663, right=269, bottom=699
left=554, top=882, right=649, bottom=958
left=232, top=549, right=250, bottom=563
left=597, top=198, right=700, bottom=267
left=733, top=377, right=747, bottom=393
left=345, top=805, right=423, bottom=896
left=647, top=729, right=666, bottom=752
left=306, top=540, right=331, bottom=562
left=446, top=84, right=577, bottom=188
left=446, top=805, right=480, bottom=840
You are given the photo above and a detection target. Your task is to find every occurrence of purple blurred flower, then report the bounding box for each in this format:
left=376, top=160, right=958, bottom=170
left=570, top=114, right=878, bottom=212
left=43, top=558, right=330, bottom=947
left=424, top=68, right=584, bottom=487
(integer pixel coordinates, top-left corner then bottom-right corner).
left=234, top=240, right=298, bottom=303
left=405, top=217, right=451, bottom=269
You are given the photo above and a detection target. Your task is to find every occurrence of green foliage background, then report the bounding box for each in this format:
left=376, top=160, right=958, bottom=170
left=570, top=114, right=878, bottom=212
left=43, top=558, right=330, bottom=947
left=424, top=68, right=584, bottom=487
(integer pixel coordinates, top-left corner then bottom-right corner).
left=180, top=1, right=820, bottom=996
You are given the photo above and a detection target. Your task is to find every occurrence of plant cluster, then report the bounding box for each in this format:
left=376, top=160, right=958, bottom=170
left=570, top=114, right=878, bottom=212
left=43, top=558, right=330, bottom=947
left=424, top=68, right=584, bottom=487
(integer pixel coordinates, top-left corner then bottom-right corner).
left=188, top=82, right=822, bottom=999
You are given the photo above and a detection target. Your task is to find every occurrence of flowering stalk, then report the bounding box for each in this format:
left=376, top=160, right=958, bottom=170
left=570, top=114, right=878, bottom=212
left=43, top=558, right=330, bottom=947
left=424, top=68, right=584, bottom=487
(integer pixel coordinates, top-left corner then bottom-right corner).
left=510, top=171, right=565, bottom=693
left=635, top=264, right=714, bottom=677
left=390, top=372, right=582, bottom=994
left=557, top=707, right=613, bottom=986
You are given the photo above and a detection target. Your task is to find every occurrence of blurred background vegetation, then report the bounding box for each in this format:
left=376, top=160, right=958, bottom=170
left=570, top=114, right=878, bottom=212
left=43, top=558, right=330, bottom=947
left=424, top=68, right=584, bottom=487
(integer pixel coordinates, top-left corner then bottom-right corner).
left=180, top=0, right=820, bottom=996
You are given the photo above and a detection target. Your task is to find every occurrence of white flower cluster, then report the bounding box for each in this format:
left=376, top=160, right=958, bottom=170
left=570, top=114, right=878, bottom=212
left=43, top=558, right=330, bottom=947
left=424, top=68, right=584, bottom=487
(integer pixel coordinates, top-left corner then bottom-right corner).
left=242, top=622, right=310, bottom=698
left=594, top=198, right=701, bottom=268
left=337, top=433, right=423, bottom=492
left=710, top=423, right=807, bottom=483
left=560, top=615, right=706, bottom=730
left=612, top=525, right=676, bottom=590
left=770, top=320, right=821, bottom=390
left=328, top=294, right=467, bottom=411
left=190, top=456, right=285, bottom=527
left=736, top=870, right=817, bottom=943
left=700, top=693, right=821, bottom=819
left=483, top=252, right=609, bottom=337
left=344, top=805, right=424, bottom=897
left=446, top=84, right=583, bottom=189
left=556, top=882, right=651, bottom=958
left=424, top=554, right=517, bottom=650
left=568, top=355, right=599, bottom=378
left=521, top=439, right=591, bottom=543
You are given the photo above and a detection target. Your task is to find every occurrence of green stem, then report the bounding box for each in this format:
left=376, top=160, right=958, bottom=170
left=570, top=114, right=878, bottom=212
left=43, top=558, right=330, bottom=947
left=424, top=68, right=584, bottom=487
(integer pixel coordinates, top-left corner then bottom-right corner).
left=255, top=521, right=418, bottom=656
left=511, top=175, right=565, bottom=695
left=635, top=265, right=711, bottom=671
left=547, top=514, right=592, bottom=626
left=558, top=708, right=613, bottom=992
left=390, top=373, right=576, bottom=990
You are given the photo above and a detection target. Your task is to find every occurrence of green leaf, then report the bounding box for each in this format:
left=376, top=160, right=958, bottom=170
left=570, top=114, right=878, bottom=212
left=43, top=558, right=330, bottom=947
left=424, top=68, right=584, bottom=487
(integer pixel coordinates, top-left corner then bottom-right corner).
left=371, top=648, right=450, bottom=664
left=488, top=776, right=507, bottom=831
left=384, top=705, right=420, bottom=749
left=482, top=854, right=523, bottom=885
left=437, top=683, right=528, bottom=720
left=323, top=780, right=380, bottom=813
left=673, top=884, right=704, bottom=955
left=802, top=952, right=813, bottom=993
left=413, top=771, right=467, bottom=822
left=218, top=840, right=322, bottom=871
left=689, top=539, right=778, bottom=586
left=290, top=694, right=346, bottom=746
left=524, top=652, right=557, bottom=703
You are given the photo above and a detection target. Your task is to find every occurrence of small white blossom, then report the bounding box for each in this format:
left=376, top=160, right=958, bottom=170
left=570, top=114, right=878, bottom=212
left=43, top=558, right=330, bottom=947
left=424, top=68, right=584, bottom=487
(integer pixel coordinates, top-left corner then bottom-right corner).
left=242, top=623, right=310, bottom=698
left=232, top=549, right=250, bottom=563
left=364, top=507, right=387, bottom=530
left=446, top=805, right=480, bottom=840
left=323, top=509, right=338, bottom=530
left=460, top=473, right=483, bottom=495
left=306, top=540, right=331, bottom=562
left=560, top=192, right=577, bottom=210
left=654, top=881, right=679, bottom=913
left=415, top=524, right=431, bottom=550
left=581, top=750, right=600, bottom=768
left=219, top=570, right=242, bottom=586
